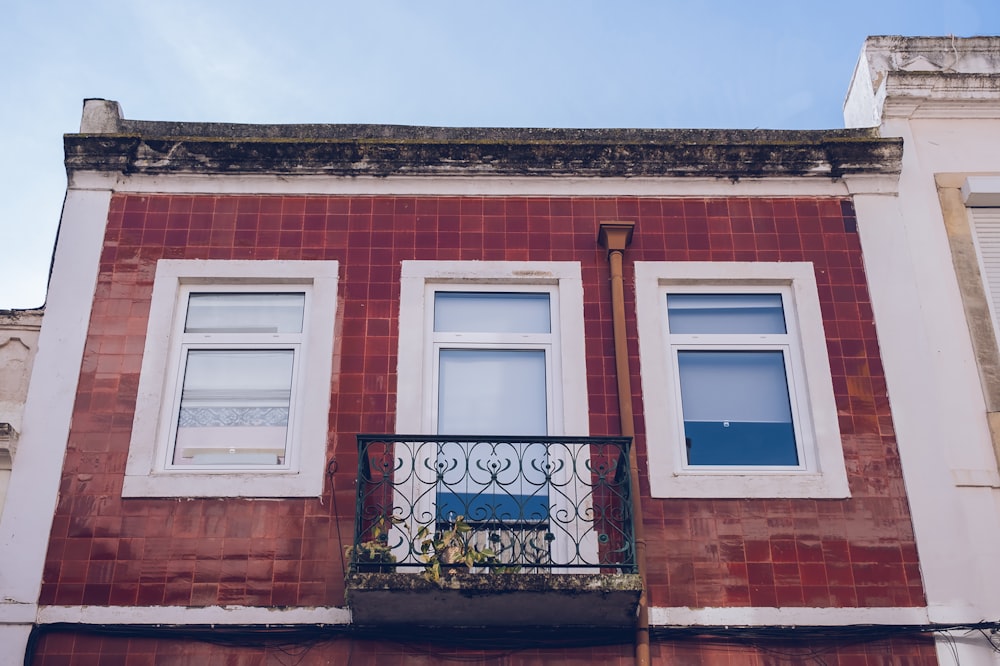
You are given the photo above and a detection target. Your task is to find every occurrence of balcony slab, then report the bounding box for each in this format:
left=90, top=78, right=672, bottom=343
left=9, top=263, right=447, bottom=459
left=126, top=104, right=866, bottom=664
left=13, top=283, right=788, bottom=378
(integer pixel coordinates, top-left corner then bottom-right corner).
left=346, top=572, right=642, bottom=628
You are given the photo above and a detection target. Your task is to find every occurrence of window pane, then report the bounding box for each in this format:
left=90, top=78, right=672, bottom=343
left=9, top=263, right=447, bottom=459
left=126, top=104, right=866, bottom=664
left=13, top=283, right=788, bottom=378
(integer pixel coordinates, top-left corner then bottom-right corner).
left=667, top=294, right=786, bottom=334
left=677, top=350, right=798, bottom=466
left=434, top=292, right=550, bottom=333
left=438, top=349, right=547, bottom=435
left=185, top=293, right=305, bottom=334
left=173, top=349, right=294, bottom=465
left=437, top=349, right=548, bottom=521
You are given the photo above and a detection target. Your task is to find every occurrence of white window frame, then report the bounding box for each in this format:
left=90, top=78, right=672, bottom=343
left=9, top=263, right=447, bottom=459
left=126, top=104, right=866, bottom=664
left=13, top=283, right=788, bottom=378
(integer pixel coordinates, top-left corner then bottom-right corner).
left=122, top=260, right=338, bottom=498
left=398, top=261, right=588, bottom=436
left=166, top=289, right=307, bottom=470
left=428, top=285, right=561, bottom=437
left=635, top=262, right=849, bottom=499
left=396, top=261, right=592, bottom=565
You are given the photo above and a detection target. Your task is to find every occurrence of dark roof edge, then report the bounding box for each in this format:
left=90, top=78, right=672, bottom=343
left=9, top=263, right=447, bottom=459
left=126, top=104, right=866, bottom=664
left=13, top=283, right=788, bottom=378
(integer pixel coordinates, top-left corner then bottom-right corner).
left=66, top=100, right=901, bottom=179
left=0, top=306, right=45, bottom=318
left=64, top=133, right=902, bottom=179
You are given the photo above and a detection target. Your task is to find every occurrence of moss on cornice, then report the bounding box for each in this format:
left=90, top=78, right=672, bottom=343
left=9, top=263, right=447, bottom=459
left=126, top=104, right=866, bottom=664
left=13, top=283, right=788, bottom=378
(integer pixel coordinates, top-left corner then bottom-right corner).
left=64, top=125, right=901, bottom=180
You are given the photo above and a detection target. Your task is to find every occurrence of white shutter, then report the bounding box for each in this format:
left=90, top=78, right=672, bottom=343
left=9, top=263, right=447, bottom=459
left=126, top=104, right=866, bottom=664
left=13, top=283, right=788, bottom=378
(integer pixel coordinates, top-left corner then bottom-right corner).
left=970, top=208, right=1000, bottom=344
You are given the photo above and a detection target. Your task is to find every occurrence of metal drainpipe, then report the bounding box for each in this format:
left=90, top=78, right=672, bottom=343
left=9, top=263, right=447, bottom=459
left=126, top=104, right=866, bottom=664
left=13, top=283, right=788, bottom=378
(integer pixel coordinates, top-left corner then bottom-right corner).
left=597, top=221, right=649, bottom=666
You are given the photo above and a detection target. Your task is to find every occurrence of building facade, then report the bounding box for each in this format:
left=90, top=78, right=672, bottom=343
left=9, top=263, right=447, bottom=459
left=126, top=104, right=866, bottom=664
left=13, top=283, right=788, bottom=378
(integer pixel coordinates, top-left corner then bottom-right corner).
left=0, top=307, right=43, bottom=513
left=3, top=36, right=998, bottom=663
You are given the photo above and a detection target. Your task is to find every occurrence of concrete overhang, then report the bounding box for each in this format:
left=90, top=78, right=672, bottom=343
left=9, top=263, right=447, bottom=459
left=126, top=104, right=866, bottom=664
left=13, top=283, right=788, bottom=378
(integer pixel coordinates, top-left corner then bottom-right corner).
left=881, top=71, right=1000, bottom=119
left=845, top=36, right=1000, bottom=125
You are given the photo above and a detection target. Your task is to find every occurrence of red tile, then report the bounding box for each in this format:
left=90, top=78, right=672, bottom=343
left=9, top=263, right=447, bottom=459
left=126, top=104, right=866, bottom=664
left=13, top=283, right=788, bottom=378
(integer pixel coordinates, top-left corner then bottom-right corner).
left=52, top=194, right=921, bottom=616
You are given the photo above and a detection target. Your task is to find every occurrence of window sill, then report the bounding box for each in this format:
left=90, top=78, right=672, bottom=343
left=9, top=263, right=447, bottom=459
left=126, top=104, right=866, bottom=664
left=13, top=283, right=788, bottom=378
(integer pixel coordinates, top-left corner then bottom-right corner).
left=649, top=469, right=850, bottom=499
left=121, top=469, right=323, bottom=498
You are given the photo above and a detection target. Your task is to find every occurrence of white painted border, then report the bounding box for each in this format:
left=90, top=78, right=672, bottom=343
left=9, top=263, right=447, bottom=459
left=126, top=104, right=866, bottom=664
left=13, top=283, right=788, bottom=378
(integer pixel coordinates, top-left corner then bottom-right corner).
left=30, top=604, right=931, bottom=627
left=0, top=189, right=112, bottom=662
left=635, top=262, right=849, bottom=498
left=650, top=605, right=930, bottom=626
left=122, top=260, right=339, bottom=498
left=68, top=171, right=877, bottom=198
left=36, top=605, right=351, bottom=625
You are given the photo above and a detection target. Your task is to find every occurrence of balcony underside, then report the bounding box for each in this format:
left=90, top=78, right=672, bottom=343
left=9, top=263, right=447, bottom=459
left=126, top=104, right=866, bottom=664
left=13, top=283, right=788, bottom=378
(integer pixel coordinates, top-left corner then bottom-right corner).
left=346, top=571, right=643, bottom=628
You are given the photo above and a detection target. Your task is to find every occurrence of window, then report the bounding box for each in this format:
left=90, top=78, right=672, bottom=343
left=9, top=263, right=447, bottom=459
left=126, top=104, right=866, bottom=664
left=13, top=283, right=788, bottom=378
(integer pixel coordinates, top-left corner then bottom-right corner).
left=395, top=261, right=591, bottom=564
left=635, top=262, right=849, bottom=498
left=397, top=261, right=588, bottom=437
left=170, top=292, right=304, bottom=467
left=432, top=290, right=554, bottom=522
left=123, top=260, right=338, bottom=498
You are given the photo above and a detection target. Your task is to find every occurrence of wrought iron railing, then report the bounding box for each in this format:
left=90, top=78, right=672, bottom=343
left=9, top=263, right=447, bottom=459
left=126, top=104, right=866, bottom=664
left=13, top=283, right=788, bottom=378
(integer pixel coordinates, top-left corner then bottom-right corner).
left=351, top=435, right=636, bottom=574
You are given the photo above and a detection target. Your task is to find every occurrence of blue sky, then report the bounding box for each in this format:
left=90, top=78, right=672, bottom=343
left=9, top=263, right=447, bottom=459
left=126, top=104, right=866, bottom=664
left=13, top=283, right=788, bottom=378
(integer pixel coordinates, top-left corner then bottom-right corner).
left=2, top=1, right=999, bottom=308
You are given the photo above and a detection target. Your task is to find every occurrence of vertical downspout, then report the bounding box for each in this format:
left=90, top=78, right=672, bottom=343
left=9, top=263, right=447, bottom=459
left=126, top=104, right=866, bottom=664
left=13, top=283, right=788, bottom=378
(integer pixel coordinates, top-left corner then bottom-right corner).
left=598, top=221, right=649, bottom=666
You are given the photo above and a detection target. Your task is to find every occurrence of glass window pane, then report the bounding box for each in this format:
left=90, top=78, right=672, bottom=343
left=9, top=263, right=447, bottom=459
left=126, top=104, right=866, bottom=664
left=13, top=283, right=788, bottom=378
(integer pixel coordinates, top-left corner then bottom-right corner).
left=173, top=349, right=294, bottom=465
left=185, top=293, right=305, bottom=334
left=438, top=349, right=547, bottom=435
left=434, top=292, right=550, bottom=333
left=667, top=294, right=786, bottom=334
left=437, top=349, right=548, bottom=521
left=677, top=350, right=798, bottom=466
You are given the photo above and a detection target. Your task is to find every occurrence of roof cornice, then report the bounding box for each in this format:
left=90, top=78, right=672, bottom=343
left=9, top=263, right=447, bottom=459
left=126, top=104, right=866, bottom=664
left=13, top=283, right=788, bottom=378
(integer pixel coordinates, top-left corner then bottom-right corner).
left=64, top=130, right=901, bottom=180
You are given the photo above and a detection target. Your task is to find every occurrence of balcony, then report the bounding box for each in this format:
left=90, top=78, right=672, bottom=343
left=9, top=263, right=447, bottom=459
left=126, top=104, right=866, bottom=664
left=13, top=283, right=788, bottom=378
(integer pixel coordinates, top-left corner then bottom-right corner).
left=345, top=435, right=642, bottom=629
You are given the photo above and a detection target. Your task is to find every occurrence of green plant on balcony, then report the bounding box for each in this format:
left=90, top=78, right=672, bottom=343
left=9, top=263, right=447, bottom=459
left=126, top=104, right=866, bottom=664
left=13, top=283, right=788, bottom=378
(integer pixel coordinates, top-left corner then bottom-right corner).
left=417, top=515, right=496, bottom=585
left=347, top=516, right=398, bottom=570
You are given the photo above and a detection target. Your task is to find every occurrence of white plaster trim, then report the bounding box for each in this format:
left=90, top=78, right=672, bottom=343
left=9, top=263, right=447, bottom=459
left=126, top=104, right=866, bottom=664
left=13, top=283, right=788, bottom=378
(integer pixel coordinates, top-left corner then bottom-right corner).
left=36, top=605, right=351, bottom=625
left=649, top=606, right=930, bottom=626
left=68, top=171, right=861, bottom=198
left=0, top=603, right=39, bottom=623
left=122, top=260, right=339, bottom=498
left=950, top=468, right=1000, bottom=488
left=0, top=625, right=32, bottom=666
left=635, top=262, right=849, bottom=499
left=0, top=189, right=111, bottom=608
left=880, top=73, right=1000, bottom=121
left=31, top=604, right=936, bottom=628
left=841, top=174, right=902, bottom=196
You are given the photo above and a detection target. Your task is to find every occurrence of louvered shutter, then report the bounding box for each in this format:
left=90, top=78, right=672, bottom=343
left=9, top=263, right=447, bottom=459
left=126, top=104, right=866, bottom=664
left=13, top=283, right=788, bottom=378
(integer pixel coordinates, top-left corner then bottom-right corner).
left=971, top=208, right=1000, bottom=339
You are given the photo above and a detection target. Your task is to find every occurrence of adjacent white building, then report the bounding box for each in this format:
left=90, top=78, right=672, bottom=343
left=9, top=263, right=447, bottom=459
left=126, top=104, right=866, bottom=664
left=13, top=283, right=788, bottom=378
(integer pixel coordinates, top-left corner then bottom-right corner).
left=846, top=35, right=1000, bottom=665
left=0, top=307, right=43, bottom=513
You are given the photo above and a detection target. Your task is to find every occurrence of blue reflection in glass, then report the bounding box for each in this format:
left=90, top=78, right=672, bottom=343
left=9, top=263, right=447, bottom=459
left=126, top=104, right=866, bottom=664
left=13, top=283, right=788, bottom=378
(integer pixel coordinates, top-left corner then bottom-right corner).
left=678, top=350, right=798, bottom=466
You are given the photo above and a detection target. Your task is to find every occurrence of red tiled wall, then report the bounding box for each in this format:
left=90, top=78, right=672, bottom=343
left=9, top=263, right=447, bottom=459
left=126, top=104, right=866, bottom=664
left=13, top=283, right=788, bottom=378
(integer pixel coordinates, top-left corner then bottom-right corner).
left=42, top=195, right=922, bottom=615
